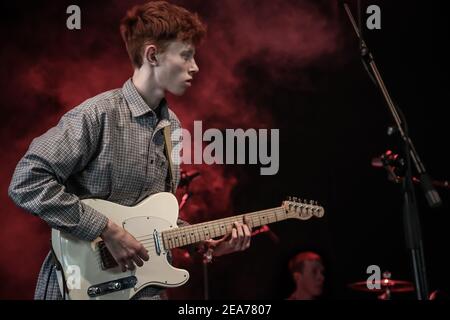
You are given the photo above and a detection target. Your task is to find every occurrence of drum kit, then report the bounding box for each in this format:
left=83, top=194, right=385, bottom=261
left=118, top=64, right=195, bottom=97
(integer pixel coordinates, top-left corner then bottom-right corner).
left=348, top=270, right=448, bottom=300
left=348, top=271, right=415, bottom=300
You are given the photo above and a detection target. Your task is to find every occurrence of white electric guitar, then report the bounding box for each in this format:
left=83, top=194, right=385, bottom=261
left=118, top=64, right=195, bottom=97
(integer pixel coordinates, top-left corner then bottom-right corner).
left=51, top=192, right=324, bottom=300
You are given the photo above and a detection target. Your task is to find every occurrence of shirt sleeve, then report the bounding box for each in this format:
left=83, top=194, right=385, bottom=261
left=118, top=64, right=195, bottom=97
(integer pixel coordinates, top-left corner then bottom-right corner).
left=8, top=105, right=108, bottom=241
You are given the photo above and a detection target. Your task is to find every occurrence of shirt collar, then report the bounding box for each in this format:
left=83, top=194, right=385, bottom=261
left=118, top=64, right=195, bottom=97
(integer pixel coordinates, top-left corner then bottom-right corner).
left=122, top=78, right=169, bottom=120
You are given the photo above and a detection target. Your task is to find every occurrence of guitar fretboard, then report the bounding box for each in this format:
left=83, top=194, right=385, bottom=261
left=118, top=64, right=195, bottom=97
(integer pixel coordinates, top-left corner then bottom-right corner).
left=161, top=206, right=288, bottom=250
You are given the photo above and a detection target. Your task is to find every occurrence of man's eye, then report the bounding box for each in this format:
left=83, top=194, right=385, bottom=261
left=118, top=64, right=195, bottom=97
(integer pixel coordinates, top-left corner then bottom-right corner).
left=182, top=53, right=193, bottom=61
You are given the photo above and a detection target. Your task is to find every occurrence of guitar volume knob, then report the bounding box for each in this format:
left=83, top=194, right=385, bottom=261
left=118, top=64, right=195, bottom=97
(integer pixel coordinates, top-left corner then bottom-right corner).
left=110, top=282, right=121, bottom=290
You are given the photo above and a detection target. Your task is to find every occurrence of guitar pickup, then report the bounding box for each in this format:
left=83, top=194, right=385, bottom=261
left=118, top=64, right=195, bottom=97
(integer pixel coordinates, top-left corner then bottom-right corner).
left=97, top=241, right=118, bottom=270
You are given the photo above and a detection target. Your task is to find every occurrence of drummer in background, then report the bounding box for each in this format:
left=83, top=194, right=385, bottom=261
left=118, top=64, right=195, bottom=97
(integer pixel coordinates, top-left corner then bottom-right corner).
left=287, top=251, right=325, bottom=300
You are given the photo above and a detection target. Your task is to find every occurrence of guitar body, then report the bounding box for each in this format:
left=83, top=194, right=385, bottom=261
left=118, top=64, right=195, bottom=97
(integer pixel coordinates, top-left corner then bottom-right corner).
left=51, top=192, right=189, bottom=300
left=51, top=192, right=324, bottom=300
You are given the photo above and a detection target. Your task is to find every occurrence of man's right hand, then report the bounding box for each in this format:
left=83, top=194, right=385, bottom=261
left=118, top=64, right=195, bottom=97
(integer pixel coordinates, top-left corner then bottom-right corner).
left=100, top=219, right=150, bottom=272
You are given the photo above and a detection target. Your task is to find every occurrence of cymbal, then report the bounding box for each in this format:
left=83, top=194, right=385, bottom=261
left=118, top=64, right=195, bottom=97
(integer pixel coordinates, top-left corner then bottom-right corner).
left=348, top=279, right=415, bottom=293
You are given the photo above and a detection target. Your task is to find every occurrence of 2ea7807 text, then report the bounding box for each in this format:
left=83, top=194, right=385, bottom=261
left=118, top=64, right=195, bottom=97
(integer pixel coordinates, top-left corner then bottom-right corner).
left=221, top=304, right=271, bottom=315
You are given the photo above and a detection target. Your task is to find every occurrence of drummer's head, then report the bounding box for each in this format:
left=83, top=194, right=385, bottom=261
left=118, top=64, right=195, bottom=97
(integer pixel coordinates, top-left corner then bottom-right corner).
left=289, top=251, right=324, bottom=299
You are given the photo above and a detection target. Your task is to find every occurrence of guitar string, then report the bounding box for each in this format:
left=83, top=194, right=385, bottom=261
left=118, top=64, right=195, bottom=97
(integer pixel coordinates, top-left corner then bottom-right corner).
left=102, top=205, right=314, bottom=250
left=132, top=208, right=288, bottom=249
left=143, top=207, right=285, bottom=242
left=90, top=204, right=317, bottom=270
left=162, top=208, right=287, bottom=246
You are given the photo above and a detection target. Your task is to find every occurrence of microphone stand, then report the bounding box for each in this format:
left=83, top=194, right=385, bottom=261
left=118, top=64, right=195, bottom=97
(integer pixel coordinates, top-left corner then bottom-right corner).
left=343, top=2, right=442, bottom=300
left=202, top=248, right=213, bottom=300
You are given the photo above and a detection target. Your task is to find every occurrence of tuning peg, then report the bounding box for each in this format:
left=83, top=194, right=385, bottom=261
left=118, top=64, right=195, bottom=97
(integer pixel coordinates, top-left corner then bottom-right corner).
left=309, top=200, right=314, bottom=205
left=288, top=196, right=292, bottom=201
left=293, top=197, right=298, bottom=202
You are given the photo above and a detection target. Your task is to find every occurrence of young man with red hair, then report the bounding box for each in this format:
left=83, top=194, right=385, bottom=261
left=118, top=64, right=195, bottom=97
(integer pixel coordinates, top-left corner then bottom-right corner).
left=9, top=1, right=252, bottom=300
left=287, top=251, right=325, bottom=300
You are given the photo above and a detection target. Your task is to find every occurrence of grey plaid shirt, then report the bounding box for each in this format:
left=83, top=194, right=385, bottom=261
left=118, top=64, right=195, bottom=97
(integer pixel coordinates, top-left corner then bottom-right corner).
left=8, top=79, right=184, bottom=300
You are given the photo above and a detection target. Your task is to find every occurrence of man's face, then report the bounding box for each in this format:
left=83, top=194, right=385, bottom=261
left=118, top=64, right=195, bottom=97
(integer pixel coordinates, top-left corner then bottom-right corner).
left=298, top=260, right=325, bottom=297
left=155, top=40, right=199, bottom=96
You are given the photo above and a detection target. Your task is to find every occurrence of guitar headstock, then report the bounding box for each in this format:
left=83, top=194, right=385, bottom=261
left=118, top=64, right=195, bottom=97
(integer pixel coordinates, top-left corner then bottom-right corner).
left=282, top=197, right=325, bottom=220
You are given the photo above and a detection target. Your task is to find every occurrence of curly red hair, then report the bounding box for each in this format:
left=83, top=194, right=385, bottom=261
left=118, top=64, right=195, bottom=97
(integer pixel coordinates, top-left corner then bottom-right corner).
left=120, top=1, right=207, bottom=68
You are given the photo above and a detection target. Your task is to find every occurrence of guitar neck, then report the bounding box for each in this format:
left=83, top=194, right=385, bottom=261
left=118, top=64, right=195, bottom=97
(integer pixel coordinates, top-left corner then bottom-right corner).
left=162, top=206, right=287, bottom=250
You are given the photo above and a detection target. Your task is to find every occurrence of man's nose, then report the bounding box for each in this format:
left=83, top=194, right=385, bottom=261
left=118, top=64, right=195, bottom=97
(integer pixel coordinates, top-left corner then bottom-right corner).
left=190, top=59, right=199, bottom=74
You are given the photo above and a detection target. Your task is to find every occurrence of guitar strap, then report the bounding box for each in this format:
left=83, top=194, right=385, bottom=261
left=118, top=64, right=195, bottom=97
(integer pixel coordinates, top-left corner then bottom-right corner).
left=163, top=125, right=176, bottom=194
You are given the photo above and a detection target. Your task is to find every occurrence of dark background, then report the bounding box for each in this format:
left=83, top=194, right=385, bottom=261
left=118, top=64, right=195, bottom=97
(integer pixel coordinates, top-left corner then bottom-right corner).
left=0, top=0, right=448, bottom=300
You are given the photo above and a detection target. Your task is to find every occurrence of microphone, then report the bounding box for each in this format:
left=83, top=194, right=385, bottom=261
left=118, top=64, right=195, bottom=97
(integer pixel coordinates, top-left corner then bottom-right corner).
left=179, top=170, right=201, bottom=187
left=371, top=150, right=404, bottom=183
left=372, top=152, right=447, bottom=204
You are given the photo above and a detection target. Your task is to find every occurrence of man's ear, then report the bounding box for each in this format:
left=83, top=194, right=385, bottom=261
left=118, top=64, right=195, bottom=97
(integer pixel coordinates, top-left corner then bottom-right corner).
left=144, top=44, right=158, bottom=66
